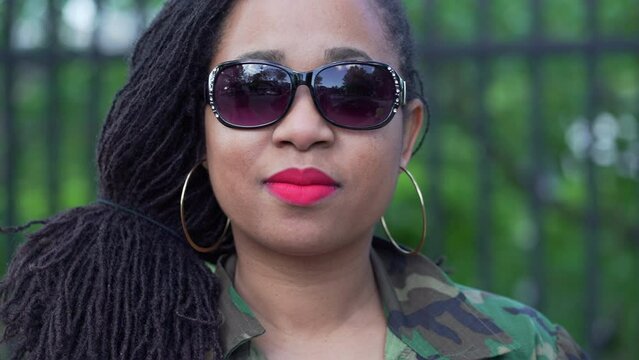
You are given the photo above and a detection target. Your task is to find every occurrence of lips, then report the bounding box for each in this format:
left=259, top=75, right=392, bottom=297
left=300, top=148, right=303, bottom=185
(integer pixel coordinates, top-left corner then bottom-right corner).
left=265, top=168, right=339, bottom=206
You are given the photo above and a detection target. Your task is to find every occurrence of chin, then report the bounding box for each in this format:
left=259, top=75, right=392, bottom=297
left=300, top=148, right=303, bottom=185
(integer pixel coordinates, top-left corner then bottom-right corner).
left=249, top=227, right=357, bottom=258
left=270, top=235, right=341, bottom=257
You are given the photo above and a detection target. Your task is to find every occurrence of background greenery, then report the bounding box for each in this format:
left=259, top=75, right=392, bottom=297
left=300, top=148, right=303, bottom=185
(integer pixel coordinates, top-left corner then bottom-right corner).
left=1, top=0, right=638, bottom=358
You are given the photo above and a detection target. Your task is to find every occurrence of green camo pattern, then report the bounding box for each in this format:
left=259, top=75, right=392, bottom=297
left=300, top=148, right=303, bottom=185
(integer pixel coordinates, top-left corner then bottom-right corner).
left=207, top=238, right=588, bottom=360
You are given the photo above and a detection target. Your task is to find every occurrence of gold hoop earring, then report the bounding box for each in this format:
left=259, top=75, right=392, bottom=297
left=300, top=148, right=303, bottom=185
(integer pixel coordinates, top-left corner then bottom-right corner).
left=180, top=160, right=230, bottom=253
left=381, top=166, right=427, bottom=255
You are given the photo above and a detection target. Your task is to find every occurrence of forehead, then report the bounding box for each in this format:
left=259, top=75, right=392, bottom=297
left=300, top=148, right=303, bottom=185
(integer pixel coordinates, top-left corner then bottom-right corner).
left=213, top=0, right=396, bottom=70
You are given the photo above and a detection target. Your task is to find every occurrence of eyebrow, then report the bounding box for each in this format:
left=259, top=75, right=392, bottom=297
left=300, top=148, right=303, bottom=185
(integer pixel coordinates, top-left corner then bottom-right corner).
left=324, top=47, right=372, bottom=62
left=237, top=50, right=285, bottom=62
left=235, top=47, right=372, bottom=64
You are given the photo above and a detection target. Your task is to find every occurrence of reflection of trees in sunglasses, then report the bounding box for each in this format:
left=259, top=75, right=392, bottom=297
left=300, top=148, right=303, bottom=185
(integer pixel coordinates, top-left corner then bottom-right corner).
left=319, top=91, right=389, bottom=118
left=245, top=66, right=290, bottom=96
left=219, top=65, right=290, bottom=97
left=211, top=61, right=400, bottom=128
left=214, top=64, right=292, bottom=127
left=318, top=65, right=393, bottom=99
left=342, top=66, right=374, bottom=96
left=312, top=66, right=395, bottom=127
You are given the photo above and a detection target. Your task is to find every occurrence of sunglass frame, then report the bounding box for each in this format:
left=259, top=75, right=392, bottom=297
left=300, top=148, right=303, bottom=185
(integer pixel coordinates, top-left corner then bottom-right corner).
left=206, top=59, right=407, bottom=130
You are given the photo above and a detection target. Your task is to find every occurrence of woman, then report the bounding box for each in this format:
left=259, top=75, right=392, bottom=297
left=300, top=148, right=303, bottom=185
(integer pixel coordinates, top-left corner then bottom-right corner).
left=1, top=0, right=587, bottom=359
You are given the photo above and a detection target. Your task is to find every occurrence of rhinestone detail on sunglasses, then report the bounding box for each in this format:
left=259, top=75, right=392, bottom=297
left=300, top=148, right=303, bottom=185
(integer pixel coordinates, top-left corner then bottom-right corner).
left=207, top=60, right=407, bottom=130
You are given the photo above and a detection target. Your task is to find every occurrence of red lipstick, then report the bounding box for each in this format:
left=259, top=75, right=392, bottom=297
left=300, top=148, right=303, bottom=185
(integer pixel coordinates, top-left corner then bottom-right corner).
left=265, top=168, right=339, bottom=206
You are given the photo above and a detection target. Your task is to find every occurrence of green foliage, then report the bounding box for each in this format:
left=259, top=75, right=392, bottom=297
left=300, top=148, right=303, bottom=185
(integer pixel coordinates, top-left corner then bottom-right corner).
left=490, top=0, right=531, bottom=41
left=543, top=0, right=586, bottom=40
left=436, top=0, right=478, bottom=41
left=59, top=60, right=93, bottom=209
left=399, top=0, right=638, bottom=357
left=600, top=0, right=639, bottom=36
left=15, top=65, right=49, bottom=221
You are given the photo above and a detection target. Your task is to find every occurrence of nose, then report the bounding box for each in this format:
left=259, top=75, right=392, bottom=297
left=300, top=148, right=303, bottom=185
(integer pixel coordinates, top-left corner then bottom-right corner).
left=271, top=86, right=335, bottom=151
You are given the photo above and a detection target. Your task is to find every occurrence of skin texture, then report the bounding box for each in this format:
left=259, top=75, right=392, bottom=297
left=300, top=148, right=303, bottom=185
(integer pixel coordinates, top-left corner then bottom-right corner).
left=203, top=0, right=423, bottom=358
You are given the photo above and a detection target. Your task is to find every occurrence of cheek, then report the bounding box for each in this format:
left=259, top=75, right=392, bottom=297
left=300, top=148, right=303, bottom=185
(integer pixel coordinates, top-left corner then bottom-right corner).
left=347, top=126, right=405, bottom=212
left=368, top=122, right=405, bottom=171
left=203, top=115, right=262, bottom=208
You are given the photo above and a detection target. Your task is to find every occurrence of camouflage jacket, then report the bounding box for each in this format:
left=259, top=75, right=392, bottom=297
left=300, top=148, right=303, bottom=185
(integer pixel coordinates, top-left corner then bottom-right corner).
left=206, top=238, right=588, bottom=359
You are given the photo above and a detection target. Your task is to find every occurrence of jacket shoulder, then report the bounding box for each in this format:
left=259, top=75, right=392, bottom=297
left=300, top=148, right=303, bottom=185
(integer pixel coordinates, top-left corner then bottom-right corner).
left=457, top=285, right=588, bottom=359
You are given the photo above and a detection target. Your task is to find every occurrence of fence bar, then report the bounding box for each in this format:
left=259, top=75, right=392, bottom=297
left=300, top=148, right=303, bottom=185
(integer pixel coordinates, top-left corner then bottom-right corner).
left=527, top=0, right=546, bottom=311
left=2, top=0, right=17, bottom=256
left=422, top=0, right=444, bottom=260
left=475, top=0, right=492, bottom=290
left=87, top=0, right=104, bottom=199
left=415, top=39, right=639, bottom=59
left=584, top=0, right=601, bottom=356
left=636, top=98, right=639, bottom=357
left=45, top=0, right=61, bottom=214
left=134, top=0, right=149, bottom=32
left=5, top=39, right=639, bottom=64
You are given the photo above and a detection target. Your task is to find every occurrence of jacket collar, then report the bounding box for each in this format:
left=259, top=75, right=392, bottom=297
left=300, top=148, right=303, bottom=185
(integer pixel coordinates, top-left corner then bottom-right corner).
left=210, top=237, right=519, bottom=359
left=210, top=255, right=264, bottom=358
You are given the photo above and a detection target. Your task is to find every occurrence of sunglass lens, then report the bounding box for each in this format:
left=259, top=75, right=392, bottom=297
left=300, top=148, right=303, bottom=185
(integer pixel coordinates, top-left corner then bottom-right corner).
left=214, top=64, right=291, bottom=127
left=315, top=64, right=396, bottom=129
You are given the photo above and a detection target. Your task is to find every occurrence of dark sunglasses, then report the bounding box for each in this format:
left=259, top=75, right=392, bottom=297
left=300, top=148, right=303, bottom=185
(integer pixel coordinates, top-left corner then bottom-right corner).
left=206, top=60, right=406, bottom=130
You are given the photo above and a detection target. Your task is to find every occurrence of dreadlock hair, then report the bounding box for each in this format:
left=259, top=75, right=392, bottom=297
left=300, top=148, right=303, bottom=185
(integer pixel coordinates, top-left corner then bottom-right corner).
left=1, top=0, right=234, bottom=358
left=0, top=0, right=425, bottom=359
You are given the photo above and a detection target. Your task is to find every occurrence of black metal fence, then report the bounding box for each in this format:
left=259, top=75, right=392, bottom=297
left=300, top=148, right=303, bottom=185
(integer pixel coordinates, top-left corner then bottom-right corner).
left=2, top=0, right=638, bottom=358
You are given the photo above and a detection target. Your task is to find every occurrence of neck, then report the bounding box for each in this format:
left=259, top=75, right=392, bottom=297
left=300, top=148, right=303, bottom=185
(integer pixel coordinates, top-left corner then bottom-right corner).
left=232, top=233, right=382, bottom=339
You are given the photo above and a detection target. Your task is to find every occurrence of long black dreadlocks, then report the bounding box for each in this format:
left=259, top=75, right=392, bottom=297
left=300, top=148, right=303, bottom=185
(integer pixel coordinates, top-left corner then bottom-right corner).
left=1, top=1, right=233, bottom=358
left=0, top=0, right=425, bottom=359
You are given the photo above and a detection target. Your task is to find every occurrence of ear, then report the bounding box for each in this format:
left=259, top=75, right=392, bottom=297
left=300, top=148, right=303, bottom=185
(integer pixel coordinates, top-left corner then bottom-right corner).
left=399, top=98, right=424, bottom=168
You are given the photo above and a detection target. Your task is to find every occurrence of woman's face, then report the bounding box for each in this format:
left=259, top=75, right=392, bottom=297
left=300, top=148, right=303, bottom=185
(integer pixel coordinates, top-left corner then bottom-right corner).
left=204, top=0, right=423, bottom=256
